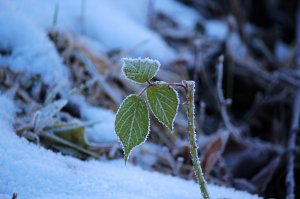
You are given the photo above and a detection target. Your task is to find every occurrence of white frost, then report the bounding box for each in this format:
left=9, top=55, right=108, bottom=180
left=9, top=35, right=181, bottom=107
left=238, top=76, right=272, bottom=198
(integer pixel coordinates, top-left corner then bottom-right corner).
left=121, top=57, right=161, bottom=84
left=114, top=94, right=151, bottom=162
left=145, top=81, right=180, bottom=132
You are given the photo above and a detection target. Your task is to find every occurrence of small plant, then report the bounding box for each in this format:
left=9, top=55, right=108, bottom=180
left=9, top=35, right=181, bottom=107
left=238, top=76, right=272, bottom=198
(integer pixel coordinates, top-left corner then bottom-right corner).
left=114, top=57, right=210, bottom=199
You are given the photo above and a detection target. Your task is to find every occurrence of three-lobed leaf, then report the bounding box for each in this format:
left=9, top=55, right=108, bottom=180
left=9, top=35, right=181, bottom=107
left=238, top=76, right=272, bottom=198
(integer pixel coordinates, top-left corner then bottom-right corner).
left=114, top=94, right=150, bottom=162
left=146, top=84, right=179, bottom=131
left=122, top=58, right=160, bottom=83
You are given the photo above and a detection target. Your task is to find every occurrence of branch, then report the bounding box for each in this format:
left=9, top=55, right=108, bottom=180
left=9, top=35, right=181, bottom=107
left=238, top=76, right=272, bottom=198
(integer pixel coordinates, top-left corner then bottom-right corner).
left=41, top=132, right=99, bottom=158
left=216, top=55, right=239, bottom=135
left=286, top=2, right=300, bottom=199
left=286, top=92, right=300, bottom=199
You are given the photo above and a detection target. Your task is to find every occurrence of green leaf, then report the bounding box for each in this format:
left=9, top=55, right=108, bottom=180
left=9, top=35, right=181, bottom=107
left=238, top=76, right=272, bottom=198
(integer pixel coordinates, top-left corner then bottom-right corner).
left=114, top=94, right=150, bottom=162
left=146, top=84, right=179, bottom=131
left=53, top=123, right=88, bottom=148
left=122, top=58, right=160, bottom=83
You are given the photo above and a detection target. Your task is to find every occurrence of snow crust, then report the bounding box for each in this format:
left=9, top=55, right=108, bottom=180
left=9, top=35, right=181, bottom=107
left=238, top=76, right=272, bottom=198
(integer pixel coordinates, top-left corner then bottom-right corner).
left=0, top=95, right=261, bottom=199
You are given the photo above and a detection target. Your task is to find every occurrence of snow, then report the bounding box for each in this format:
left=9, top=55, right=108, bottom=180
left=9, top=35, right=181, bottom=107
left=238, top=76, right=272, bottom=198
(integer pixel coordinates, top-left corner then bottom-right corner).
left=155, top=0, right=202, bottom=29
left=0, top=95, right=261, bottom=199
left=78, top=97, right=118, bottom=144
left=205, top=20, right=229, bottom=40
left=4, top=0, right=176, bottom=63
left=275, top=40, right=290, bottom=62
left=0, top=2, right=69, bottom=86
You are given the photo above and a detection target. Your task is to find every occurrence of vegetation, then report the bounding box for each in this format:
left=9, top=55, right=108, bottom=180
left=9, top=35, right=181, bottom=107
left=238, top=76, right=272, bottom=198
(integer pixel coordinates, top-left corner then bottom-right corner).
left=115, top=58, right=210, bottom=199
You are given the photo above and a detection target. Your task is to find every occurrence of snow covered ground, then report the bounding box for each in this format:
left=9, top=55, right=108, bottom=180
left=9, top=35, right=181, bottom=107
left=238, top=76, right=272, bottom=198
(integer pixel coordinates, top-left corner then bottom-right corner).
left=0, top=95, right=260, bottom=199
left=0, top=0, right=260, bottom=198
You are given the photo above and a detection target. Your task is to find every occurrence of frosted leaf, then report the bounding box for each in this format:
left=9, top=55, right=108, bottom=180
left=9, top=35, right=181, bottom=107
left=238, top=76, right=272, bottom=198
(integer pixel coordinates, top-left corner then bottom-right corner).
left=122, top=58, right=160, bottom=84
left=34, top=99, right=68, bottom=132
left=114, top=94, right=150, bottom=162
left=146, top=84, right=179, bottom=131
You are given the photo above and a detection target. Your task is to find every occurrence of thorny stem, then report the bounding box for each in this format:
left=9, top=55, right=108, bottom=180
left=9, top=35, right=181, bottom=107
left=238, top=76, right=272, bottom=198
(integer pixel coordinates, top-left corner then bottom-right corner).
left=184, top=80, right=210, bottom=199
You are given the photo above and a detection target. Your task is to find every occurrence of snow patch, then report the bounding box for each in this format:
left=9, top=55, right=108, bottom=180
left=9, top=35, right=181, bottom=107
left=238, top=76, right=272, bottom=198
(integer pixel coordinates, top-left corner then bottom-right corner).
left=0, top=95, right=261, bottom=199
left=9, top=0, right=176, bottom=63
left=0, top=2, right=69, bottom=86
left=67, top=95, right=117, bottom=144
left=205, top=20, right=229, bottom=40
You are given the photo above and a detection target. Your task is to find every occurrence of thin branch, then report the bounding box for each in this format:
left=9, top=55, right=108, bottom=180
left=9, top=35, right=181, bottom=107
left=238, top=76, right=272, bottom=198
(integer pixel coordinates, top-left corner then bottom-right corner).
left=154, top=81, right=187, bottom=92
left=138, top=81, right=187, bottom=96
left=48, top=120, right=103, bottom=132
left=72, top=50, right=122, bottom=105
left=138, top=84, right=151, bottom=96
left=286, top=2, right=300, bottom=199
left=216, top=55, right=239, bottom=135
left=41, top=132, right=99, bottom=158
left=286, top=92, right=300, bottom=199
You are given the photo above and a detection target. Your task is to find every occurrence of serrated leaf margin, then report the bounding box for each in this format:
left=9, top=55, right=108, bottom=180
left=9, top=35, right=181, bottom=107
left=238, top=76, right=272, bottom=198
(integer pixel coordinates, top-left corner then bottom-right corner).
left=146, top=82, right=179, bottom=132
left=121, top=57, right=160, bottom=84
left=114, top=94, right=151, bottom=163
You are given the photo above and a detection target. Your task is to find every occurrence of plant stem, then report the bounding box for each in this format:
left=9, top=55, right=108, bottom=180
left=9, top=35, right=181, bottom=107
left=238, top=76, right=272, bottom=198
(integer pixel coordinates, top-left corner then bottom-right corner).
left=185, top=81, right=210, bottom=199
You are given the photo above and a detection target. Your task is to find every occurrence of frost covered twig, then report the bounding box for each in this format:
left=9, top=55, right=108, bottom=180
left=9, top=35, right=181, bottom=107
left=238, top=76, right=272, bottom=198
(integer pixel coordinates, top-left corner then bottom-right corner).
left=216, top=55, right=239, bottom=135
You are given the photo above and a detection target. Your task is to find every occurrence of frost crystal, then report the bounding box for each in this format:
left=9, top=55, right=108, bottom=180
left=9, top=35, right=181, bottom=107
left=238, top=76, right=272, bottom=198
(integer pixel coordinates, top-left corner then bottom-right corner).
left=122, top=57, right=160, bottom=84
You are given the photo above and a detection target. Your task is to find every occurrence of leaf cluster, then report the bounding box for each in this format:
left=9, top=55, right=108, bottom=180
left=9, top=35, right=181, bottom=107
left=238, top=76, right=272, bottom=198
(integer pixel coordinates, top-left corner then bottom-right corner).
left=115, top=58, right=179, bottom=162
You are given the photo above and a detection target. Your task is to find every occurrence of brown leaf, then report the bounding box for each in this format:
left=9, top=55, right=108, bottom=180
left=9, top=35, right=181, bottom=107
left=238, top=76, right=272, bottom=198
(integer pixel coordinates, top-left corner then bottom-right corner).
left=201, top=134, right=228, bottom=177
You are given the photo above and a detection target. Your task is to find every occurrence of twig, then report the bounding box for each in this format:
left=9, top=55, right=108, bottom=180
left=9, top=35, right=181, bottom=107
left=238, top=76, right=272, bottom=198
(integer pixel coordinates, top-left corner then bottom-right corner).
left=229, top=0, right=246, bottom=43
left=41, top=132, right=99, bottom=158
left=286, top=2, right=300, bottom=199
left=138, top=84, right=152, bottom=96
left=193, top=39, right=202, bottom=103
left=12, top=193, right=17, bottom=199
left=216, top=55, right=239, bottom=135
left=79, top=0, right=86, bottom=34
left=286, top=92, right=300, bottom=199
left=153, top=81, right=187, bottom=92
left=48, top=120, right=104, bottom=132
left=147, top=0, right=155, bottom=28
left=73, top=50, right=122, bottom=105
